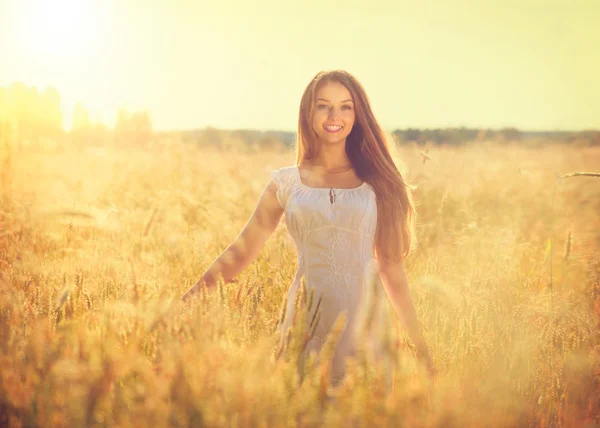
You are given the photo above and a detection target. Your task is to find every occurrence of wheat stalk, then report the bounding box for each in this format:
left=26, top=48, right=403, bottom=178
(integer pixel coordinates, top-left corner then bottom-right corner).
left=142, top=204, right=159, bottom=237
left=559, top=172, right=600, bottom=179
left=318, top=312, right=347, bottom=405
left=563, top=229, right=572, bottom=262
left=546, top=169, right=599, bottom=400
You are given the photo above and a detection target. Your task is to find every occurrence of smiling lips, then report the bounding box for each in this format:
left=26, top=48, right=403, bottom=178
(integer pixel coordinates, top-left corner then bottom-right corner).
left=324, top=125, right=343, bottom=133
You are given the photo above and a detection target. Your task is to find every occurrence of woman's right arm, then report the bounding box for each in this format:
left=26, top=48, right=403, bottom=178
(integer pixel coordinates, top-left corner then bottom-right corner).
left=181, top=179, right=284, bottom=301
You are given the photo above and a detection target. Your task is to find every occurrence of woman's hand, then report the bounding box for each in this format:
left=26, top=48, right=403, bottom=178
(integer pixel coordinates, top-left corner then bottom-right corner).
left=424, top=353, right=437, bottom=383
left=415, top=346, right=437, bottom=413
left=416, top=345, right=437, bottom=384
left=181, top=277, right=207, bottom=302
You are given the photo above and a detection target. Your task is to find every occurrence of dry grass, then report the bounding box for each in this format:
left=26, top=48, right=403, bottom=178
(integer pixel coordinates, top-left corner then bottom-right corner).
left=0, top=139, right=599, bottom=427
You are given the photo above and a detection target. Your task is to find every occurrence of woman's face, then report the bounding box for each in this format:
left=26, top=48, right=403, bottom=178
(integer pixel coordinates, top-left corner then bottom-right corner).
left=311, top=81, right=355, bottom=146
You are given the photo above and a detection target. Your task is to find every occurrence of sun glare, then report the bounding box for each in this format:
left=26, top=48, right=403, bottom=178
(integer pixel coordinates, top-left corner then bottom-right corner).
left=15, top=0, right=103, bottom=64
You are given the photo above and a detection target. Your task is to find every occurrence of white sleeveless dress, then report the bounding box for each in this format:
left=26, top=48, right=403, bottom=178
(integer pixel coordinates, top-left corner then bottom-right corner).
left=270, top=165, right=392, bottom=388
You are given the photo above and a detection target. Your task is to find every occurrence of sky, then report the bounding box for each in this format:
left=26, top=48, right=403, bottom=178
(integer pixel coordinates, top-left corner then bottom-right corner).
left=1, top=0, right=598, bottom=132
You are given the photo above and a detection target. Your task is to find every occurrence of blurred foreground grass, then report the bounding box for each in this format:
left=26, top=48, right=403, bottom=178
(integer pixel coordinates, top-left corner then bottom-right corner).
left=0, top=140, right=599, bottom=427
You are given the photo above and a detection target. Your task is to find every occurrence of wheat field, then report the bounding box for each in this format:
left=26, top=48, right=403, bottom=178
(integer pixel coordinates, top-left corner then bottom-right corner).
left=0, top=138, right=599, bottom=427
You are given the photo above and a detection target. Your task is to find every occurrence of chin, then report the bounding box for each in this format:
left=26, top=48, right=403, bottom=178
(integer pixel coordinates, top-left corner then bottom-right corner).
left=320, top=136, right=346, bottom=145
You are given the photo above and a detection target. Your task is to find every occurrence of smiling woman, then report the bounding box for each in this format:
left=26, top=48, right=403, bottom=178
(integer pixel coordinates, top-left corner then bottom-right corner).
left=13, top=0, right=105, bottom=64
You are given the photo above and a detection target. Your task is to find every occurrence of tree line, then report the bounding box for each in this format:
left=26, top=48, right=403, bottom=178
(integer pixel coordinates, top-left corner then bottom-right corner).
left=0, top=82, right=153, bottom=148
left=1, top=82, right=598, bottom=149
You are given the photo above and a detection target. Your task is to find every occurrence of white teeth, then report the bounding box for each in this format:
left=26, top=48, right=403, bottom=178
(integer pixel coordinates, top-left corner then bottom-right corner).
left=325, top=125, right=342, bottom=131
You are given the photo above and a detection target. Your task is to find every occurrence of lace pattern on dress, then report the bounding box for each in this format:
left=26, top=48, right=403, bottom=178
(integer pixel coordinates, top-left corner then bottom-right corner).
left=317, top=228, right=355, bottom=297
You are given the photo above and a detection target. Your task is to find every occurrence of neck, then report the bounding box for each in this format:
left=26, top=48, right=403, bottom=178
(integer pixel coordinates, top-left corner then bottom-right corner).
left=309, top=142, right=351, bottom=170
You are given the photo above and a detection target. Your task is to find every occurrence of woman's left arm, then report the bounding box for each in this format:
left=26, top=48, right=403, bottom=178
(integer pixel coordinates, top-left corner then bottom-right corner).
left=376, top=258, right=433, bottom=364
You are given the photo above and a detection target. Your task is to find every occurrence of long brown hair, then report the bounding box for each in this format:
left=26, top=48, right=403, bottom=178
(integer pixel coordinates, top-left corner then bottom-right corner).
left=296, top=69, right=417, bottom=264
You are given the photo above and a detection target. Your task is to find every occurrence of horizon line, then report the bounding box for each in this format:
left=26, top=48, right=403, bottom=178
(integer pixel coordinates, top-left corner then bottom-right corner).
left=153, top=126, right=600, bottom=134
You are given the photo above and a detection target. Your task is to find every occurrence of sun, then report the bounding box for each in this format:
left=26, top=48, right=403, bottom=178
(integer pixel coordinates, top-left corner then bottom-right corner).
left=14, top=0, right=104, bottom=64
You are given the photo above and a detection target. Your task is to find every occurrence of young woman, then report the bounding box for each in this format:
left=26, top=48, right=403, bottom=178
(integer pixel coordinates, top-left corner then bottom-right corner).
left=182, top=69, right=436, bottom=389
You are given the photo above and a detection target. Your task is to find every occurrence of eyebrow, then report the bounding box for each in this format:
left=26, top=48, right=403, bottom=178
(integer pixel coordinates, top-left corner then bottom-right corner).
left=316, top=98, right=353, bottom=103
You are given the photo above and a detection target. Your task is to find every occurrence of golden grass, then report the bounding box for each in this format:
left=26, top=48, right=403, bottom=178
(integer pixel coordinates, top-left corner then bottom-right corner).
left=0, top=139, right=599, bottom=427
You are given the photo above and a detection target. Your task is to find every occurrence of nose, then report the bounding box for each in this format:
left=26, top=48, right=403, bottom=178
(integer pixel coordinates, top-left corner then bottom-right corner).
left=328, top=107, right=340, bottom=120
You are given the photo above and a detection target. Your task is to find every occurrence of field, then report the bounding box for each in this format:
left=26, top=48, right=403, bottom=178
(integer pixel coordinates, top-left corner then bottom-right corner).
left=0, top=139, right=599, bottom=427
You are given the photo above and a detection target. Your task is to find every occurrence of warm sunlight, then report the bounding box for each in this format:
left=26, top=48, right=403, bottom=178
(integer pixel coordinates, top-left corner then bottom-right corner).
left=1, top=0, right=600, bottom=425
left=13, top=0, right=104, bottom=65
left=2, top=0, right=598, bottom=131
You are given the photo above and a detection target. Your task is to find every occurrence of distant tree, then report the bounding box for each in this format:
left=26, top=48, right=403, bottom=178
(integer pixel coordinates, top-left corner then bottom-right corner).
left=71, top=102, right=91, bottom=147
left=72, top=102, right=91, bottom=131
left=130, top=111, right=152, bottom=146
left=499, top=127, right=522, bottom=142
left=114, top=108, right=153, bottom=148
left=207, top=126, right=224, bottom=147
left=476, top=129, right=489, bottom=142
left=40, top=87, right=63, bottom=138
left=0, top=82, right=64, bottom=148
left=0, top=87, right=6, bottom=145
